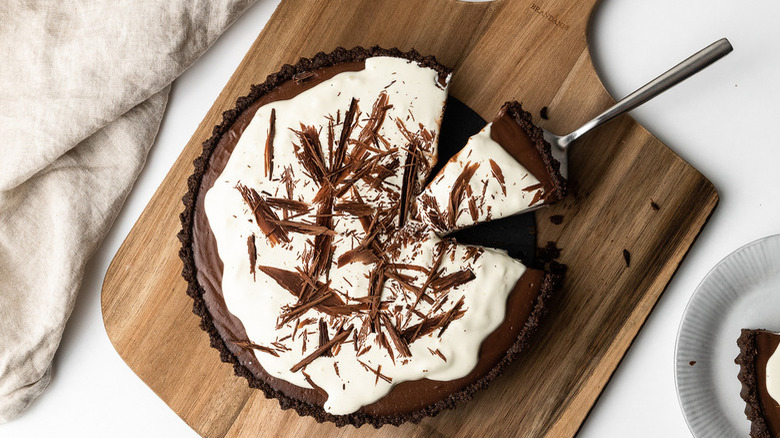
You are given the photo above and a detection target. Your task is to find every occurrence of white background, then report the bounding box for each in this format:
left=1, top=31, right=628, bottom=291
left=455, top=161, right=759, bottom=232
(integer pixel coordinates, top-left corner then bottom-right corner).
left=3, top=0, right=780, bottom=436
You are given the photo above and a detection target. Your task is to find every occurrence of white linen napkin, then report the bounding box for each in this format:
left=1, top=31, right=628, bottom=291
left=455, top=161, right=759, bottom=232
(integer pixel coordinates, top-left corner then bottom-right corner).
left=0, top=0, right=256, bottom=422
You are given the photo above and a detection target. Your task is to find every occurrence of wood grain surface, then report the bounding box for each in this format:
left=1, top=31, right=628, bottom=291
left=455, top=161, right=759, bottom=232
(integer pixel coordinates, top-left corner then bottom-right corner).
left=101, top=0, right=719, bottom=436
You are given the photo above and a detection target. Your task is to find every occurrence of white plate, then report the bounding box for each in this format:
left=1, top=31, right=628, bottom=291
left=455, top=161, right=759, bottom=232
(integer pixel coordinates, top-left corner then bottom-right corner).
left=675, top=234, right=780, bottom=437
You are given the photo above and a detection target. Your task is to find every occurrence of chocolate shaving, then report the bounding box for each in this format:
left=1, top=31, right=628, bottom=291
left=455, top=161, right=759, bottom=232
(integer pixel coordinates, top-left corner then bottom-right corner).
left=418, top=124, right=433, bottom=144
left=401, top=303, right=466, bottom=344
left=291, top=124, right=329, bottom=184
left=523, top=182, right=546, bottom=192
left=265, top=197, right=310, bottom=213
left=281, top=166, right=295, bottom=200
left=334, top=201, right=374, bottom=217
left=290, top=326, right=354, bottom=373
left=295, top=266, right=317, bottom=291
left=428, top=347, right=447, bottom=362
left=233, top=340, right=280, bottom=357
left=332, top=167, right=363, bottom=199
left=488, top=159, right=507, bottom=196
left=337, top=211, right=385, bottom=267
left=236, top=184, right=289, bottom=245
left=447, top=162, right=480, bottom=228
left=466, top=185, right=479, bottom=223
left=430, top=295, right=449, bottom=314
left=333, top=154, right=387, bottom=198
left=429, top=269, right=476, bottom=293
left=317, top=302, right=369, bottom=317
left=529, top=188, right=545, bottom=206
left=383, top=270, right=422, bottom=297
left=367, top=265, right=386, bottom=331
left=265, top=108, right=276, bottom=179
left=318, top=318, right=331, bottom=357
left=398, top=141, right=419, bottom=228
left=271, top=341, right=291, bottom=353
left=394, top=118, right=417, bottom=147
left=356, top=316, right=371, bottom=351
left=419, top=193, right=447, bottom=231
left=337, top=246, right=380, bottom=267
left=462, top=246, right=483, bottom=262
left=358, top=360, right=392, bottom=385
left=332, top=98, right=358, bottom=181
left=326, top=115, right=336, bottom=170
left=247, top=234, right=257, bottom=280
left=386, top=263, right=428, bottom=273
left=280, top=292, right=335, bottom=328
left=437, top=295, right=466, bottom=337
left=368, top=157, right=399, bottom=190
left=291, top=318, right=300, bottom=340
left=406, top=246, right=446, bottom=322
left=380, top=313, right=411, bottom=357
left=310, top=196, right=334, bottom=279
left=270, top=219, right=335, bottom=236
left=357, top=92, right=392, bottom=151
left=262, top=271, right=358, bottom=321
left=376, top=203, right=399, bottom=235
left=377, top=331, right=395, bottom=365
left=257, top=265, right=306, bottom=298
left=523, top=182, right=549, bottom=206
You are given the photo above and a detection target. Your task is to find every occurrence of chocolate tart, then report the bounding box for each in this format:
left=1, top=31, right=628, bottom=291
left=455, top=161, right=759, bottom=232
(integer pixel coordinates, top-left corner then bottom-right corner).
left=178, top=46, right=565, bottom=427
left=736, top=329, right=780, bottom=438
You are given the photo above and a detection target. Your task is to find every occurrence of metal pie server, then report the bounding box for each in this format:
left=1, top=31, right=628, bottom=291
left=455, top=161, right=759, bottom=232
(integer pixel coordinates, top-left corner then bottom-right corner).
left=545, top=38, right=734, bottom=178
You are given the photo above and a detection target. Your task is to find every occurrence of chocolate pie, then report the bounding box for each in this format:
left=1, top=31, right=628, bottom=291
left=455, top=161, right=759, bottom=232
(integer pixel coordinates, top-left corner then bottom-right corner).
left=736, top=329, right=780, bottom=438
left=178, top=46, right=566, bottom=427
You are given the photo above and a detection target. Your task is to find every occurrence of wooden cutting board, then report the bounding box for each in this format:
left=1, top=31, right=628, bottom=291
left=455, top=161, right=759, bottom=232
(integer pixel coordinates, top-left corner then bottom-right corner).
left=101, top=0, right=718, bottom=436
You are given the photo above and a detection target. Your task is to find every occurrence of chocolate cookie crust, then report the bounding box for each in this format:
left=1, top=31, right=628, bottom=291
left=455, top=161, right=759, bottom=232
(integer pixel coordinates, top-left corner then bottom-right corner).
left=178, top=46, right=561, bottom=427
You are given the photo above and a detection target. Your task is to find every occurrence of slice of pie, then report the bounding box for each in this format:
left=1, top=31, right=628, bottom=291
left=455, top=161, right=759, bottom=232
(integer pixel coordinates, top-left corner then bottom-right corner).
left=418, top=101, right=566, bottom=233
left=179, top=46, right=566, bottom=427
left=736, top=329, right=780, bottom=438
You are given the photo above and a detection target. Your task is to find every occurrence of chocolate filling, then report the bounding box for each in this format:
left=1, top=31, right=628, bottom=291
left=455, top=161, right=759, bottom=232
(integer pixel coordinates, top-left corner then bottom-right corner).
left=181, top=47, right=562, bottom=427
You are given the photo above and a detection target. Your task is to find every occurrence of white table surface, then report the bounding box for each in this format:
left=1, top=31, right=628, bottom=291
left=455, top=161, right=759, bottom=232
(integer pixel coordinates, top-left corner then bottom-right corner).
left=4, top=0, right=780, bottom=436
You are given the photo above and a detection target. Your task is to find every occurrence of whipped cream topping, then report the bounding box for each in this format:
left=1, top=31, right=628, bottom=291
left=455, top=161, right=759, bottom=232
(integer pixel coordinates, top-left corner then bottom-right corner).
left=418, top=123, right=544, bottom=233
left=204, top=56, right=528, bottom=414
left=768, top=336, right=779, bottom=405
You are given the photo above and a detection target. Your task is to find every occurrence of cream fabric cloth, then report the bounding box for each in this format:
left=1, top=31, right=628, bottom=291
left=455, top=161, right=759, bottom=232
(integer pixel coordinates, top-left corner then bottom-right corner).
left=0, top=0, right=256, bottom=422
